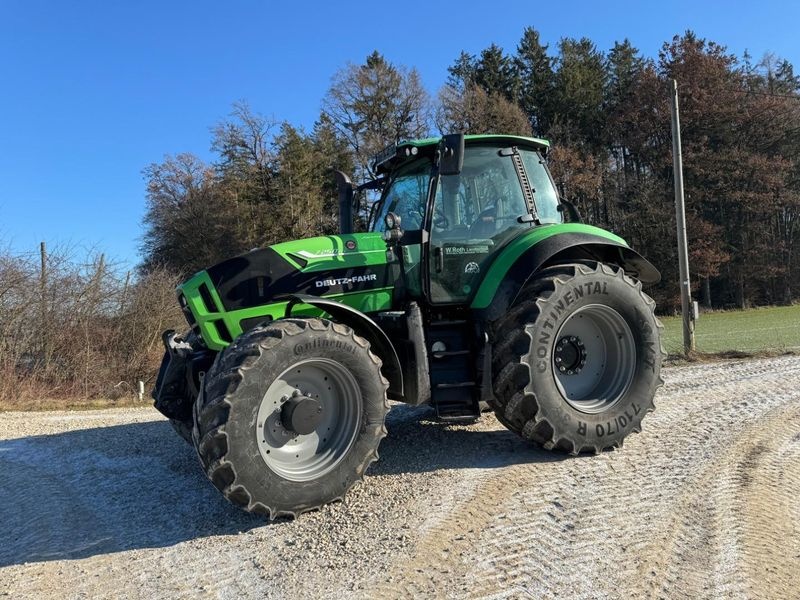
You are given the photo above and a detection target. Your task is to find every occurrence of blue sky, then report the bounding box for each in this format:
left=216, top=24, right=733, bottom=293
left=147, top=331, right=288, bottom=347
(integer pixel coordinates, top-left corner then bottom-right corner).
left=1, top=0, right=798, bottom=269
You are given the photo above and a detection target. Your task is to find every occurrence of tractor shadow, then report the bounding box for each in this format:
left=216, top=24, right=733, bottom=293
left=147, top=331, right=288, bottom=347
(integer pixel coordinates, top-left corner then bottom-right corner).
left=0, top=419, right=264, bottom=568
left=0, top=405, right=575, bottom=568
left=370, top=403, right=573, bottom=476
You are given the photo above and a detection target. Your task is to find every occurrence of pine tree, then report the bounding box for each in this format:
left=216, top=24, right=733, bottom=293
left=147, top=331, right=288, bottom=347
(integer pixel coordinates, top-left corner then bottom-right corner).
left=514, top=27, right=555, bottom=133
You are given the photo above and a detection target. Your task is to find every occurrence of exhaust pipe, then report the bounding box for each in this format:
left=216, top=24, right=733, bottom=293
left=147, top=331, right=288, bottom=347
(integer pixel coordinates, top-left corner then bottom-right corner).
left=334, top=170, right=354, bottom=234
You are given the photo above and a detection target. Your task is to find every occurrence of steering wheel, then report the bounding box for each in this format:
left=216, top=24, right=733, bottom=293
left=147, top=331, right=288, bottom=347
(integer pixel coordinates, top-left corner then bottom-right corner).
left=469, top=205, right=497, bottom=238
left=433, top=210, right=449, bottom=230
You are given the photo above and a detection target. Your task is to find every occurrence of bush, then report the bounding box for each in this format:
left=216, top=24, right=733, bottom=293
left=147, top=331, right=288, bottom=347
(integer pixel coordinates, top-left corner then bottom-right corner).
left=0, top=244, right=184, bottom=408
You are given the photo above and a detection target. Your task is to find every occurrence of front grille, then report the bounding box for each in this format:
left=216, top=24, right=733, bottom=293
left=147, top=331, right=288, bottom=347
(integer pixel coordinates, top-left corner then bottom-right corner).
left=198, top=284, right=219, bottom=313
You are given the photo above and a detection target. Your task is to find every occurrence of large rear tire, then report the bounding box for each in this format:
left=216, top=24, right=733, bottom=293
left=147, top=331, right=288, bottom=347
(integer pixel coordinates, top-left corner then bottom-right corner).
left=192, top=318, right=389, bottom=518
left=490, top=263, right=665, bottom=454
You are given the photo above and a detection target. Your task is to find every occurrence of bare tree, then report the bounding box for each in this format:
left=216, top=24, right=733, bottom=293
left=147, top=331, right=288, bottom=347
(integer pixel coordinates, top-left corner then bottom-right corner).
left=322, top=51, right=431, bottom=179
left=140, top=153, right=244, bottom=274
left=0, top=243, right=184, bottom=408
left=435, top=83, right=532, bottom=136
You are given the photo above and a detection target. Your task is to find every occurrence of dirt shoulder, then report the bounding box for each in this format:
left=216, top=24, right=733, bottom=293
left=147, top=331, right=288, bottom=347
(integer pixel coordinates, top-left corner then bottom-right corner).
left=2, top=356, right=799, bottom=599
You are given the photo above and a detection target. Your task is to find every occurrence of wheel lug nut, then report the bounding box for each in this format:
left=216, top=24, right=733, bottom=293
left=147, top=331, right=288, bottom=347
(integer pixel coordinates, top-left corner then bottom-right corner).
left=559, top=366, right=566, bottom=373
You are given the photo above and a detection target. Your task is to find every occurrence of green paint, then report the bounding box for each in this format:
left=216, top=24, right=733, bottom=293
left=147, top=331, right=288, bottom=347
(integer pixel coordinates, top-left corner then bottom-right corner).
left=180, top=271, right=393, bottom=352
left=271, top=232, right=388, bottom=273
left=178, top=231, right=393, bottom=351
left=470, top=223, right=628, bottom=309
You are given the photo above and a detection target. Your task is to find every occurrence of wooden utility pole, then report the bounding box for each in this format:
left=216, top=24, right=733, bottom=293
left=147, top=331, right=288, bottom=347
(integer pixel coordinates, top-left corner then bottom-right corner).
left=669, top=80, right=696, bottom=354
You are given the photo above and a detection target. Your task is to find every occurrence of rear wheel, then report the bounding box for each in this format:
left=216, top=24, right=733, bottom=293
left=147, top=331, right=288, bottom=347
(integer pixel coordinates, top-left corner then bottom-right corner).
left=193, top=318, right=389, bottom=518
left=490, top=263, right=665, bottom=453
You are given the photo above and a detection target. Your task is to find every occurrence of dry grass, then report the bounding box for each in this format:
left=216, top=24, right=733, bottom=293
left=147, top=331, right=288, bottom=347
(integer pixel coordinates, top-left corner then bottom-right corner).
left=0, top=396, right=151, bottom=412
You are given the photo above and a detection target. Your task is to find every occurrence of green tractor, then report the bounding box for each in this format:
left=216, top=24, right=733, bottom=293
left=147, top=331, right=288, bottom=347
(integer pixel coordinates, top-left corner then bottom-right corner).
left=153, top=133, right=664, bottom=518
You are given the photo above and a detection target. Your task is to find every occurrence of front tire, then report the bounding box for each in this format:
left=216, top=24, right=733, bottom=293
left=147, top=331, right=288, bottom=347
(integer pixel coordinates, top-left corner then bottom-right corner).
left=193, top=318, right=389, bottom=518
left=169, top=418, right=193, bottom=444
left=490, top=263, right=665, bottom=454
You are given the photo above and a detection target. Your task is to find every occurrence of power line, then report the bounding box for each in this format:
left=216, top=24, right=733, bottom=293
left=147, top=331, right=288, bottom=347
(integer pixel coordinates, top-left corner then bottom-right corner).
left=723, top=87, right=800, bottom=101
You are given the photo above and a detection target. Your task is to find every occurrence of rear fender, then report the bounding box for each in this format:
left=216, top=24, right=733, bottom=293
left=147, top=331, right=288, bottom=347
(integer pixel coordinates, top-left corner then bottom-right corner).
left=473, top=228, right=660, bottom=323
left=286, top=294, right=404, bottom=400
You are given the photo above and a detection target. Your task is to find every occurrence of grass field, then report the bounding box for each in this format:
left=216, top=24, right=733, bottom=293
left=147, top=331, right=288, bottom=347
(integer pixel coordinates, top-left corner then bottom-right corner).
left=660, top=304, right=800, bottom=356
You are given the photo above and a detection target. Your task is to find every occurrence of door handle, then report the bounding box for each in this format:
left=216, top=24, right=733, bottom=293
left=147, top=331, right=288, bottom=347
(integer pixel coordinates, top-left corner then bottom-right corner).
left=433, top=246, right=443, bottom=273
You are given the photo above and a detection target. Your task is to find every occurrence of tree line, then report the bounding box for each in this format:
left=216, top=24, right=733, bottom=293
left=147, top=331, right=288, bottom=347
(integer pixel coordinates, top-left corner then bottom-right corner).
left=142, top=29, right=800, bottom=311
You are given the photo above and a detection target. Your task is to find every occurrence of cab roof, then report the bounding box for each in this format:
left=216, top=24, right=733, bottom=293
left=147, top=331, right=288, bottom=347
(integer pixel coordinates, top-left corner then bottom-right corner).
left=373, top=134, right=550, bottom=175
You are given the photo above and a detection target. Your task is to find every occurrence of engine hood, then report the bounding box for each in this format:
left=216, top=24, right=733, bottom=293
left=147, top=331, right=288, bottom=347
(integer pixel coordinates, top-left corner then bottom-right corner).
left=177, top=232, right=394, bottom=350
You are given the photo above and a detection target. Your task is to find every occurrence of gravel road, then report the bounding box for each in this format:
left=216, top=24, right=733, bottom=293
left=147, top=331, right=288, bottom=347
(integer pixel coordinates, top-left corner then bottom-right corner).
left=2, top=356, right=799, bottom=599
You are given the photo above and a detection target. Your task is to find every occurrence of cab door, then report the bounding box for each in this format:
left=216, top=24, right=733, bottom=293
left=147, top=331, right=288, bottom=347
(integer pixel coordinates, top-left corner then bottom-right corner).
left=427, top=144, right=534, bottom=304
left=373, top=158, right=434, bottom=299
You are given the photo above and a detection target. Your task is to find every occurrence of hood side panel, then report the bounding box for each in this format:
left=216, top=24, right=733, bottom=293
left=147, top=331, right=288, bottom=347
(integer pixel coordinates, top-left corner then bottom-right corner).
left=179, top=233, right=393, bottom=351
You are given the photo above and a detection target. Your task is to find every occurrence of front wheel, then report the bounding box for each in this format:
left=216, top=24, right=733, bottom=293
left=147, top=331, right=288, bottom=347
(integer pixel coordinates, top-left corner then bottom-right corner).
left=193, top=318, right=389, bottom=518
left=490, top=263, right=665, bottom=454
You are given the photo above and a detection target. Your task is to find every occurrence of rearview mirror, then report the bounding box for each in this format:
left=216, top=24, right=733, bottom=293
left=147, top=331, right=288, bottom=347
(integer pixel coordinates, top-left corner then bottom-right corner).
left=439, top=133, right=464, bottom=176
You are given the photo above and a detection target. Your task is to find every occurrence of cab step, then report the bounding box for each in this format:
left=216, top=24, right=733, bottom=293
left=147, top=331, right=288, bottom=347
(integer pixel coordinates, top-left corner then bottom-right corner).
left=435, top=381, right=475, bottom=388
left=432, top=349, right=471, bottom=359
left=428, top=316, right=481, bottom=421
left=433, top=382, right=480, bottom=420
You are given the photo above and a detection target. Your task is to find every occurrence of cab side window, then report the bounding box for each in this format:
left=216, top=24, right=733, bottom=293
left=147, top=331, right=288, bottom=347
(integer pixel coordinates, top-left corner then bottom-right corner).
left=433, top=146, right=530, bottom=241
left=375, top=159, right=430, bottom=232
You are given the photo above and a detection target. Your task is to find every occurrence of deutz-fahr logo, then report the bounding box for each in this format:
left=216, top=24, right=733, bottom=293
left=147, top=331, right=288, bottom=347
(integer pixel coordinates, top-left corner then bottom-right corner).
left=315, top=274, right=377, bottom=288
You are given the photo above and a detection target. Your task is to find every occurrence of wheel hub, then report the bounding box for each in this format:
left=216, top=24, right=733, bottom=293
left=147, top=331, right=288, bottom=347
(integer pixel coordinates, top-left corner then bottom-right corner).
left=554, top=335, right=587, bottom=375
left=551, top=303, right=636, bottom=414
left=257, top=358, right=362, bottom=482
left=281, top=393, right=324, bottom=435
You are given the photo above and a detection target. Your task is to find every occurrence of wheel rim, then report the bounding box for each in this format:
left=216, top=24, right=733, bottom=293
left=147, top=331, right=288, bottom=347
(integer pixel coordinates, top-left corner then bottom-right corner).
left=551, top=304, right=636, bottom=414
left=256, top=358, right=362, bottom=482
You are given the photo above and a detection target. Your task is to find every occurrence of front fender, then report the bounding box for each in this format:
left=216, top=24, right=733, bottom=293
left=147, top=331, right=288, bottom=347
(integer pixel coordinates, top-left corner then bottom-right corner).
left=471, top=224, right=660, bottom=322
left=286, top=294, right=403, bottom=400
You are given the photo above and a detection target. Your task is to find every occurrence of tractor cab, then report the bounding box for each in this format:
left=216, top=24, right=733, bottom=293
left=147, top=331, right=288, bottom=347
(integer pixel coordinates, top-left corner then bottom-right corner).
left=367, top=134, right=562, bottom=305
